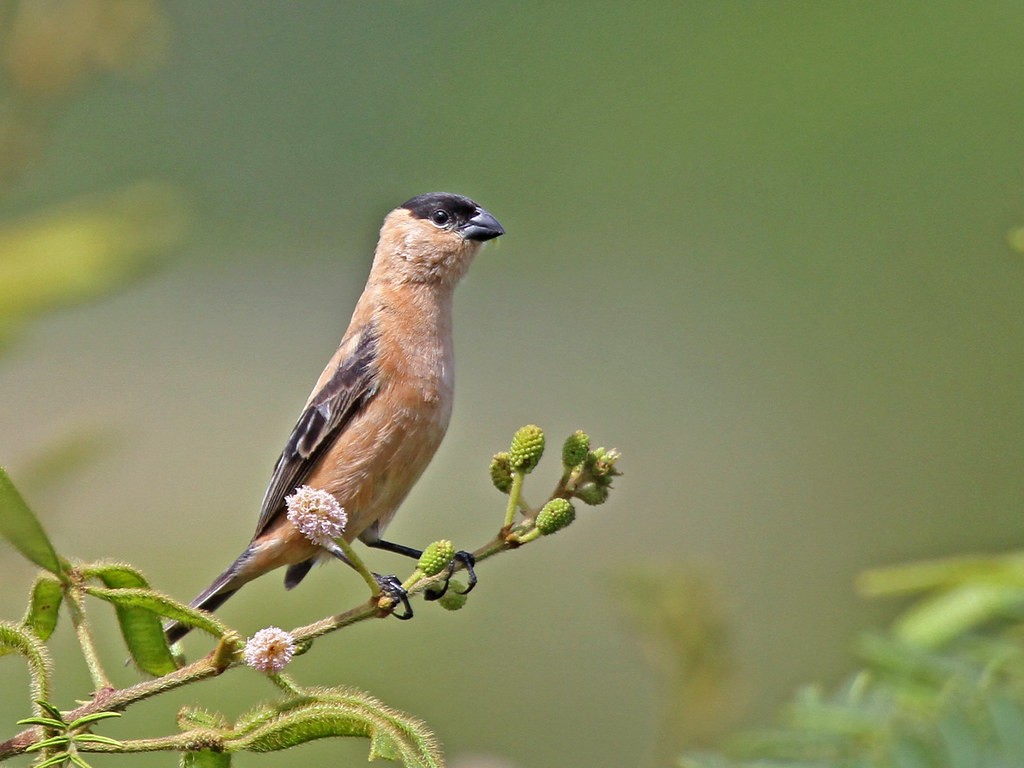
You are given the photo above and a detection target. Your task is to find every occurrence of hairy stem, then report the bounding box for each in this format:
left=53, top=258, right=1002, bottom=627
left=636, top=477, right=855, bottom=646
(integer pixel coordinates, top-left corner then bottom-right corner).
left=66, top=586, right=110, bottom=692
left=268, top=672, right=304, bottom=695
left=1, top=652, right=226, bottom=759
left=1, top=529, right=517, bottom=761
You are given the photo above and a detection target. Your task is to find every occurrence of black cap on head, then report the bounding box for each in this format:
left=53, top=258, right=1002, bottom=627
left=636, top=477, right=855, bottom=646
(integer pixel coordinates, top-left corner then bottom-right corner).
left=401, top=192, right=504, bottom=242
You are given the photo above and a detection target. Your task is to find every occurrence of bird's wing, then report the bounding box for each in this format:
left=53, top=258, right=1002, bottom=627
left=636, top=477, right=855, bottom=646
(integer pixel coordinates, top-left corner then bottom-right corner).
left=253, top=326, right=380, bottom=539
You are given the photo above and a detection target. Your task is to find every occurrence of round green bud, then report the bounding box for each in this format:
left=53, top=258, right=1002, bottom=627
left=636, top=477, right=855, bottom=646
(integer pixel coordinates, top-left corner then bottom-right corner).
left=438, top=581, right=469, bottom=611
left=509, top=424, right=545, bottom=473
left=489, top=452, right=514, bottom=493
left=562, top=430, right=590, bottom=468
left=574, top=481, right=609, bottom=506
left=536, top=498, right=576, bottom=535
left=418, top=540, right=455, bottom=577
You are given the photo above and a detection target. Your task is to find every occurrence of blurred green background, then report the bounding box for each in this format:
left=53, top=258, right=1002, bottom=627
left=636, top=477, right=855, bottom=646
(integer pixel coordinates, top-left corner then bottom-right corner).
left=1, top=2, right=1023, bottom=766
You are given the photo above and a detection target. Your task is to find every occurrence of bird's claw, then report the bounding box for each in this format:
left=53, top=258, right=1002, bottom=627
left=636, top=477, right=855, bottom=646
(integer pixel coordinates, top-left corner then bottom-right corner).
left=424, top=550, right=478, bottom=601
left=373, top=573, right=413, bottom=620
left=455, top=550, right=478, bottom=594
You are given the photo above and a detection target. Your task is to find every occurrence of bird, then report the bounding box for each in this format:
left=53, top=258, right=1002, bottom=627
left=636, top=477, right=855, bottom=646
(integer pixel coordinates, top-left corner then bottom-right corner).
left=164, top=192, right=504, bottom=643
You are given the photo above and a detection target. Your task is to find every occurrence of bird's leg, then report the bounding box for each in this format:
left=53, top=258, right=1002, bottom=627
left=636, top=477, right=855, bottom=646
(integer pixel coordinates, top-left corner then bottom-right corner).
left=365, top=539, right=478, bottom=600
left=323, top=540, right=411, bottom=618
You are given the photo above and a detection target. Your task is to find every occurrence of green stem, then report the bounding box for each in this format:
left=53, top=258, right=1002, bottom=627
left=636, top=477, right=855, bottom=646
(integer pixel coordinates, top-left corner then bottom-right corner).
left=514, top=528, right=541, bottom=545
left=67, top=587, right=111, bottom=691
left=551, top=467, right=579, bottom=501
left=335, top=538, right=381, bottom=596
left=290, top=534, right=510, bottom=645
left=268, top=673, right=304, bottom=696
left=503, top=471, right=525, bottom=529
left=2, top=653, right=227, bottom=758
left=73, top=732, right=213, bottom=754
left=1, top=529, right=519, bottom=761
left=402, top=569, right=427, bottom=592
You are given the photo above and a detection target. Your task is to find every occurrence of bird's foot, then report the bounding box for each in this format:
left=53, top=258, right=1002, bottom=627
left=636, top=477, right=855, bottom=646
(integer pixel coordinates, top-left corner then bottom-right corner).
left=373, top=573, right=413, bottom=619
left=424, top=550, right=478, bottom=601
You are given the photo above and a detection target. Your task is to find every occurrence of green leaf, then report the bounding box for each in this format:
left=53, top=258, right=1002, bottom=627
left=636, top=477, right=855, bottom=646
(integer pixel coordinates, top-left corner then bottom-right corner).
left=84, top=583, right=228, bottom=675
left=181, top=750, right=232, bottom=768
left=858, top=553, right=1024, bottom=597
left=36, top=699, right=66, bottom=721
left=232, top=703, right=369, bottom=751
left=71, top=734, right=124, bottom=747
left=16, top=717, right=66, bottom=729
left=229, top=688, right=442, bottom=768
left=35, top=751, right=73, bottom=768
left=894, top=583, right=1024, bottom=648
left=0, top=466, right=65, bottom=579
left=82, top=564, right=180, bottom=675
left=0, top=621, right=53, bottom=706
left=85, top=580, right=228, bottom=637
left=0, top=182, right=188, bottom=331
left=23, top=574, right=64, bottom=641
left=24, top=735, right=72, bottom=752
left=231, top=704, right=277, bottom=735
left=68, top=711, right=122, bottom=729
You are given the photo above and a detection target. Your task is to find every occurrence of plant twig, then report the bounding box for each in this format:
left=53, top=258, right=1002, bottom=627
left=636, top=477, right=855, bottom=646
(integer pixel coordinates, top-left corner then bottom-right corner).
left=0, top=530, right=517, bottom=761
left=66, top=586, right=111, bottom=692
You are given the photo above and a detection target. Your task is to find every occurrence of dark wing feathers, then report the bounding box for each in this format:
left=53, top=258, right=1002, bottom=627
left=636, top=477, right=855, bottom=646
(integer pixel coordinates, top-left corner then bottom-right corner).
left=252, top=326, right=380, bottom=539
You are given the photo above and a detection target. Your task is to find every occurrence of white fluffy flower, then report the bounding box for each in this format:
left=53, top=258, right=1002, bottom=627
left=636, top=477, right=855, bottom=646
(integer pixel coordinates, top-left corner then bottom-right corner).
left=285, top=485, right=347, bottom=547
left=243, top=626, right=295, bottom=673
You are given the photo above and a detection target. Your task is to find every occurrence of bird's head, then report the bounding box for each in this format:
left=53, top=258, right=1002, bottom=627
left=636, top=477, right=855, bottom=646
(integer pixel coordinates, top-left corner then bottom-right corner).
left=373, top=192, right=504, bottom=286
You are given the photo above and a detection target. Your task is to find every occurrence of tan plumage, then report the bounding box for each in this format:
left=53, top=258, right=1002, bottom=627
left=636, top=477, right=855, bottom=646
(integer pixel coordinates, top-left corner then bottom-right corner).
left=165, top=193, right=503, bottom=642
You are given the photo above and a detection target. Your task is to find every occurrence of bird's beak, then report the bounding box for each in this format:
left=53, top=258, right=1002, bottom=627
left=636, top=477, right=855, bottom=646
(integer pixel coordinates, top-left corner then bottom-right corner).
left=460, top=208, right=505, bottom=242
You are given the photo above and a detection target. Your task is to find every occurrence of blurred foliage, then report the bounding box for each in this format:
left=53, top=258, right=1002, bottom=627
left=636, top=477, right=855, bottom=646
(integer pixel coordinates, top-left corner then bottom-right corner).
left=860, top=554, right=1024, bottom=649
left=1007, top=226, right=1024, bottom=255
left=681, top=552, right=1024, bottom=768
left=0, top=1, right=186, bottom=506
left=0, top=0, right=168, bottom=187
left=0, top=0, right=185, bottom=346
left=15, top=427, right=122, bottom=498
left=609, top=568, right=738, bottom=764
left=0, top=181, right=188, bottom=340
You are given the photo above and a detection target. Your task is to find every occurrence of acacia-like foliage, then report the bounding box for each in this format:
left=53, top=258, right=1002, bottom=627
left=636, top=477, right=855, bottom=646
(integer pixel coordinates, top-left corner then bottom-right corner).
left=683, top=553, right=1024, bottom=768
left=0, top=428, right=621, bottom=767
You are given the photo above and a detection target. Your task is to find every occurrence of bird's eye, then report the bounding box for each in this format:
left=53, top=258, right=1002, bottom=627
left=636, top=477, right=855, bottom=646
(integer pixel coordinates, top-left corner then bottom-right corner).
left=430, top=209, right=450, bottom=227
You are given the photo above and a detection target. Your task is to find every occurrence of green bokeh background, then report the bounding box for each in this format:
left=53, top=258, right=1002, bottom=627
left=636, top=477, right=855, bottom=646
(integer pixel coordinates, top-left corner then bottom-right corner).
left=2, top=3, right=1023, bottom=766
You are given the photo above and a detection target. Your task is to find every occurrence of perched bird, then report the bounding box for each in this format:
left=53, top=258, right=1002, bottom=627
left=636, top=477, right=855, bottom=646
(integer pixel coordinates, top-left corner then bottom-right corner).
left=165, top=193, right=504, bottom=643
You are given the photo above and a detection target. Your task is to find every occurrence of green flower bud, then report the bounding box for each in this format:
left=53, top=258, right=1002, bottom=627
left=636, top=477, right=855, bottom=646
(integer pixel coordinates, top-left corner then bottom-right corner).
left=562, top=430, right=590, bottom=468
left=438, top=581, right=469, bottom=611
left=585, top=447, right=622, bottom=478
left=418, top=540, right=456, bottom=577
left=509, top=424, right=545, bottom=473
left=574, top=481, right=610, bottom=506
left=489, top=452, right=514, bottom=493
left=536, top=498, right=576, bottom=535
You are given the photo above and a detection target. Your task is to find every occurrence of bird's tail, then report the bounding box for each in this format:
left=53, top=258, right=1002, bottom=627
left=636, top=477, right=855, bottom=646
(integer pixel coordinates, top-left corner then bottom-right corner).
left=163, top=554, right=247, bottom=644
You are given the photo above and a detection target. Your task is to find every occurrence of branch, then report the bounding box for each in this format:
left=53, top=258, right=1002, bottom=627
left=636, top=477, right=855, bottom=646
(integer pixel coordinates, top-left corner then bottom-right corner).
left=1, top=425, right=621, bottom=764
left=0, top=530, right=512, bottom=761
